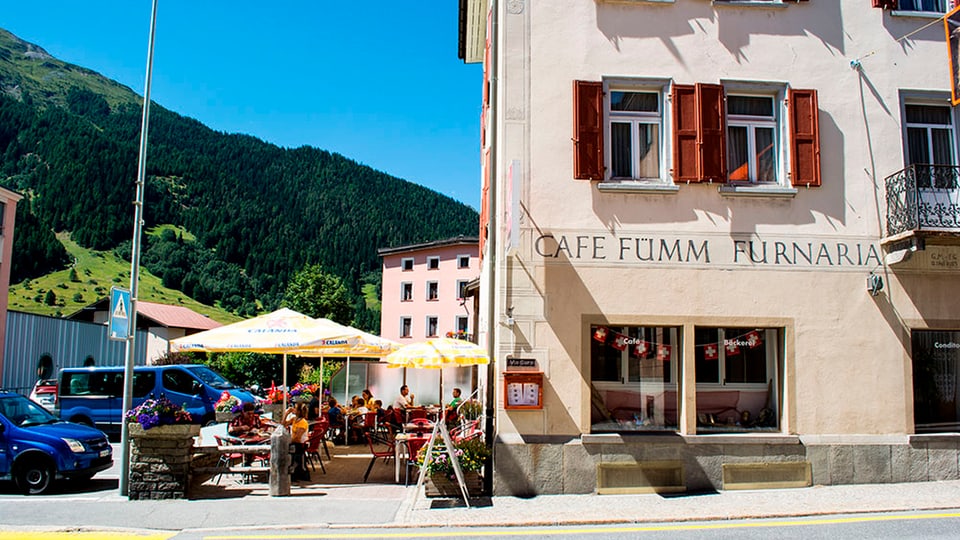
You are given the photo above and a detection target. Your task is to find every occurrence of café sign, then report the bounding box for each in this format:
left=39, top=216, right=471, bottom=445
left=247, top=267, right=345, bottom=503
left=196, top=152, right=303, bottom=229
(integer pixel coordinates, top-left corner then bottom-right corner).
left=534, top=232, right=882, bottom=271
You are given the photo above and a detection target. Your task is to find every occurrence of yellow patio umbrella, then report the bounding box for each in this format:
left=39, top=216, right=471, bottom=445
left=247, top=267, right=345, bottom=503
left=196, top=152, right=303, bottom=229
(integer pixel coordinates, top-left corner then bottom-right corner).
left=170, top=308, right=362, bottom=409
left=384, top=338, right=489, bottom=405
left=384, top=338, right=489, bottom=369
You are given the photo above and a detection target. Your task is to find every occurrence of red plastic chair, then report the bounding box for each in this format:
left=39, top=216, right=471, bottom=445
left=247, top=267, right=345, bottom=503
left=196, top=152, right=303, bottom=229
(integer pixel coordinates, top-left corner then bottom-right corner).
left=451, top=419, right=482, bottom=443
left=305, top=431, right=327, bottom=474
left=213, top=435, right=243, bottom=485
left=408, top=408, right=427, bottom=421
left=404, top=435, right=430, bottom=486
left=362, top=428, right=395, bottom=482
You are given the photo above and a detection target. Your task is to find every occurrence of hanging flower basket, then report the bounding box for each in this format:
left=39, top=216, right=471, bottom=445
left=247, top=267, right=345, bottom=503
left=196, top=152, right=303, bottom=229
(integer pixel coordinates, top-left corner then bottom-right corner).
left=424, top=471, right=483, bottom=497
left=128, top=423, right=200, bottom=440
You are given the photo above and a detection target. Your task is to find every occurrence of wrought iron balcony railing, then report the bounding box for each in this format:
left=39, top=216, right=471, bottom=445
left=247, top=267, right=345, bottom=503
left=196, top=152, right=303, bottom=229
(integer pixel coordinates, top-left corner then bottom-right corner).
left=885, top=164, right=960, bottom=238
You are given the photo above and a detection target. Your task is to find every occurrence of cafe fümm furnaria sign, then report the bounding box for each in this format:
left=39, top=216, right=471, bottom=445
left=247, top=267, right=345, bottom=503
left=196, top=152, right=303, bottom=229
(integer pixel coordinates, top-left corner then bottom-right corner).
left=534, top=232, right=882, bottom=271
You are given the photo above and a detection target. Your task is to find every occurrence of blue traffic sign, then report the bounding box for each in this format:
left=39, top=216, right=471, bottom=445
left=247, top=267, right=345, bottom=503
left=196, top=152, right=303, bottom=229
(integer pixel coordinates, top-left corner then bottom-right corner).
left=109, top=288, right=131, bottom=341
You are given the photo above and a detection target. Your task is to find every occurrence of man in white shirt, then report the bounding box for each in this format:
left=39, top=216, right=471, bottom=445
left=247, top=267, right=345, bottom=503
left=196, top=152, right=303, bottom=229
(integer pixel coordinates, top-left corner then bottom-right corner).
left=393, top=384, right=414, bottom=410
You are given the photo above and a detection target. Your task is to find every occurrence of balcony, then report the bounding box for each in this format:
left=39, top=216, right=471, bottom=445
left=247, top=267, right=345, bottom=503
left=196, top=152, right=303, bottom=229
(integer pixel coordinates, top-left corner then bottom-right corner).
left=885, top=164, right=960, bottom=242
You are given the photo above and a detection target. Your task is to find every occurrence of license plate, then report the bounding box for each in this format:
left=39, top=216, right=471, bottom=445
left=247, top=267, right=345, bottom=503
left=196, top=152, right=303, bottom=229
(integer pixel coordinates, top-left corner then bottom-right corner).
left=99, top=449, right=111, bottom=457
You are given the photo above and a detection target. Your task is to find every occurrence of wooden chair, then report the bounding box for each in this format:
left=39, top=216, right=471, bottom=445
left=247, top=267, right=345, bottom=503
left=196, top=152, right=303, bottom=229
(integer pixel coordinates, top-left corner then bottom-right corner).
left=362, top=427, right=395, bottom=482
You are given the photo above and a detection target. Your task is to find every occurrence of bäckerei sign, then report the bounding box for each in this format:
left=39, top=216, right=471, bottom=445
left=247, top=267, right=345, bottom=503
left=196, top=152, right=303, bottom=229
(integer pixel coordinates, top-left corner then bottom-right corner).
left=534, top=232, right=882, bottom=271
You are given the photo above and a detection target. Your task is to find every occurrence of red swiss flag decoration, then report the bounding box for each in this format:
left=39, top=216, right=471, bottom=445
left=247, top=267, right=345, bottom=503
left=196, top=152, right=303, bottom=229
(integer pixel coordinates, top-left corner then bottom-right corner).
left=656, top=344, right=672, bottom=362
left=593, top=326, right=608, bottom=343
left=612, top=332, right=629, bottom=351
left=632, top=340, right=651, bottom=358
left=725, top=339, right=740, bottom=356
left=703, top=343, right=719, bottom=361
left=745, top=330, right=763, bottom=349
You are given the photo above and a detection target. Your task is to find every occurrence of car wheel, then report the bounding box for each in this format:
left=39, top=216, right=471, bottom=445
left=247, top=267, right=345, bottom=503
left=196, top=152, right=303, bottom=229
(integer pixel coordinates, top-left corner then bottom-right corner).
left=15, top=457, right=54, bottom=495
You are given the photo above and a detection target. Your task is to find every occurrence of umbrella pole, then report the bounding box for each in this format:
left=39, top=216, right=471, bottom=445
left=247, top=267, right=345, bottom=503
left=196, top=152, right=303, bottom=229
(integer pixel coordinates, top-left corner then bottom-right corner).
left=283, top=353, right=288, bottom=412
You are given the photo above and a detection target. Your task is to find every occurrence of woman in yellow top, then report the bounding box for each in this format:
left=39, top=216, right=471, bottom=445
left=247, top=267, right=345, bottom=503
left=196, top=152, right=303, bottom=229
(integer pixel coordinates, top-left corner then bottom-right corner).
left=289, top=403, right=310, bottom=482
left=361, top=388, right=376, bottom=410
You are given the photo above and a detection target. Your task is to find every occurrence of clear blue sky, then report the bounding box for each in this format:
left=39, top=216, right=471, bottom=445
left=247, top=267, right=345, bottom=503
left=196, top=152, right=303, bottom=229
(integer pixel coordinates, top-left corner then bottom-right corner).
left=3, top=2, right=483, bottom=210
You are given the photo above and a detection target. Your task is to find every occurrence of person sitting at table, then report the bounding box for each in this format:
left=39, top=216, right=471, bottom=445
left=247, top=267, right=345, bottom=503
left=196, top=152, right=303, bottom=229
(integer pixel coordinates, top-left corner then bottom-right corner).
left=445, top=387, right=463, bottom=426
left=326, top=398, right=345, bottom=444
left=228, top=402, right=262, bottom=439
left=362, top=388, right=376, bottom=410
left=393, top=385, right=415, bottom=411
left=289, top=403, right=311, bottom=482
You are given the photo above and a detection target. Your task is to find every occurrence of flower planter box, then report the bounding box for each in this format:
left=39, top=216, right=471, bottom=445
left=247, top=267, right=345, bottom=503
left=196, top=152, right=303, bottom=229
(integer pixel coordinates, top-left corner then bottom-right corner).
left=260, top=403, right=283, bottom=419
left=215, top=411, right=237, bottom=423
left=128, top=423, right=201, bottom=439
left=424, top=471, right=484, bottom=498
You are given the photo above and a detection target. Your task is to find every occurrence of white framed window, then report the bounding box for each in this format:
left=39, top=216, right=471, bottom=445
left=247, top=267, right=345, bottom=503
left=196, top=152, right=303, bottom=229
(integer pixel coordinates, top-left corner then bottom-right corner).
left=401, top=257, right=414, bottom=271
left=904, top=101, right=957, bottom=168
left=726, top=94, right=779, bottom=184
left=456, top=280, right=469, bottom=300
left=604, top=80, right=668, bottom=183
left=401, top=282, right=413, bottom=302
left=427, top=256, right=440, bottom=270
left=426, top=316, right=439, bottom=337
left=400, top=317, right=412, bottom=338
left=457, top=254, right=470, bottom=269
left=426, top=281, right=439, bottom=301
left=456, top=316, right=469, bottom=334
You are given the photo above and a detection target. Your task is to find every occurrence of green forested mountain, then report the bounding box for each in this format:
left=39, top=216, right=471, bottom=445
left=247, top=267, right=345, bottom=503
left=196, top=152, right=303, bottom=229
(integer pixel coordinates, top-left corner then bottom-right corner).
left=0, top=28, right=478, bottom=328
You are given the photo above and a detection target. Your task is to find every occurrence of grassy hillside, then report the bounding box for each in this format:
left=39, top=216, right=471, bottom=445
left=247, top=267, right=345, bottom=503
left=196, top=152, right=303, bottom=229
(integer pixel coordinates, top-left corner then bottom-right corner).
left=7, top=231, right=241, bottom=324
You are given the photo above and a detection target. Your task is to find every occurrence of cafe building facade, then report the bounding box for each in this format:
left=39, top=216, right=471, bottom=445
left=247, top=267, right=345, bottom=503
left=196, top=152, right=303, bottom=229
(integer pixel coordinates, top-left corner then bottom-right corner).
left=460, top=0, right=960, bottom=495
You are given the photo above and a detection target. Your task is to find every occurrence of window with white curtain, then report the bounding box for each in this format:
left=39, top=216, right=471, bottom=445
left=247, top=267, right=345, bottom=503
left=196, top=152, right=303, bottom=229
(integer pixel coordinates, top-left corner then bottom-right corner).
left=726, top=94, right=778, bottom=184
left=605, top=81, right=666, bottom=182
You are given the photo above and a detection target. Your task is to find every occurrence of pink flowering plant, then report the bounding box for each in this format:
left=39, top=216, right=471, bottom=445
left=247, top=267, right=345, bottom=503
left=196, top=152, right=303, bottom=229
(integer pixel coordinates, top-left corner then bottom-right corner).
left=125, top=396, right=193, bottom=430
left=214, top=391, right=242, bottom=413
left=415, top=437, right=490, bottom=480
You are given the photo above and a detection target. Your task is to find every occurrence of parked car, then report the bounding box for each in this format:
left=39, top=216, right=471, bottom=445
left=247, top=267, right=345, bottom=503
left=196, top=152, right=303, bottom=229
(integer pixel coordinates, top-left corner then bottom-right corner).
left=28, top=379, right=58, bottom=413
left=57, top=364, right=257, bottom=436
left=0, top=391, right=112, bottom=494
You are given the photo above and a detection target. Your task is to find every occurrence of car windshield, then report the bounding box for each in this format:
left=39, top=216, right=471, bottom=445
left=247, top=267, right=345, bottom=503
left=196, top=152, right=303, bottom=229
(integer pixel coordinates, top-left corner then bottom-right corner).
left=0, top=395, right=59, bottom=427
left=187, top=366, right=236, bottom=390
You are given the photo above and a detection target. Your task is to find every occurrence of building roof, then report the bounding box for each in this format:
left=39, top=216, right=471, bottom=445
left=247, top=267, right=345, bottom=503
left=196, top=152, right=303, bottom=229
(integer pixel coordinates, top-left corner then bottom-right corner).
left=67, top=299, right=222, bottom=331
left=377, top=235, right=479, bottom=257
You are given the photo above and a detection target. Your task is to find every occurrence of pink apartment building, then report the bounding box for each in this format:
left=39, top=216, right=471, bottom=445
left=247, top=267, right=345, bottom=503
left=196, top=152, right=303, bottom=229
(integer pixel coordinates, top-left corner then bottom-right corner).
left=378, top=236, right=479, bottom=344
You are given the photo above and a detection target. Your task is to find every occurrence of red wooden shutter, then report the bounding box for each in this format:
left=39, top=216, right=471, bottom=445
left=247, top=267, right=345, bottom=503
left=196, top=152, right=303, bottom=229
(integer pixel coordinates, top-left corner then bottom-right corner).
left=696, top=83, right=727, bottom=183
left=789, top=88, right=821, bottom=187
left=672, top=84, right=698, bottom=183
left=573, top=80, right=604, bottom=180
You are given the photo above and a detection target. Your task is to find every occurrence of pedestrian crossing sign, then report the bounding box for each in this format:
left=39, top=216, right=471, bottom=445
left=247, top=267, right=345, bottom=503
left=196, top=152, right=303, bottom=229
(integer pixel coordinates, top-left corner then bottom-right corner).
left=109, top=287, right=131, bottom=341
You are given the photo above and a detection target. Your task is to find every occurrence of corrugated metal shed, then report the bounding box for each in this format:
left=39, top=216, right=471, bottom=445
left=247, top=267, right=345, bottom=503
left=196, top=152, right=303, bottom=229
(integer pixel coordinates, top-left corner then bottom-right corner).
left=1, top=310, right=148, bottom=395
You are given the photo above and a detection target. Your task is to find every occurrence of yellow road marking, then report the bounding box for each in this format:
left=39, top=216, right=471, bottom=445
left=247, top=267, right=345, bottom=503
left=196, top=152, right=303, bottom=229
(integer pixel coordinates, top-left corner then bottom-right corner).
left=0, top=533, right=172, bottom=540
left=203, top=511, right=960, bottom=539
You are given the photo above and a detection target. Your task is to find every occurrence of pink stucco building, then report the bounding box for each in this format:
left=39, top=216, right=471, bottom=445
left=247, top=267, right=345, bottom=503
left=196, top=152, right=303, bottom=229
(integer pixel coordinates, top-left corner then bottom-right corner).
left=378, top=236, right=479, bottom=344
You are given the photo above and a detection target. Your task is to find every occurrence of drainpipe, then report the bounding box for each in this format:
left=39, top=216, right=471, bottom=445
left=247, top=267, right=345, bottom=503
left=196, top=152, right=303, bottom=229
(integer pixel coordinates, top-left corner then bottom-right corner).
left=483, top=0, right=499, bottom=496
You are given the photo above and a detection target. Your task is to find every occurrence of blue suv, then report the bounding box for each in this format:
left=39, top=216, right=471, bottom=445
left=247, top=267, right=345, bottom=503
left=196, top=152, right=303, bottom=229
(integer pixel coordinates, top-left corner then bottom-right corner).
left=0, top=392, right=112, bottom=494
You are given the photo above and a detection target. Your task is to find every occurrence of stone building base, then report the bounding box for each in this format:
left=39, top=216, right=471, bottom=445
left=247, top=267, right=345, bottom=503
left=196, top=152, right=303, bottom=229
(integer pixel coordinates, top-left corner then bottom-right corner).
left=492, top=433, right=960, bottom=496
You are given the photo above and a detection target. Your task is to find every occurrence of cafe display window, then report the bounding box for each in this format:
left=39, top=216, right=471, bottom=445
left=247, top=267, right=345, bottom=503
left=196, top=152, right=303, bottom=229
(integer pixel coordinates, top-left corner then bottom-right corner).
left=694, top=327, right=780, bottom=432
left=912, top=330, right=960, bottom=433
left=590, top=325, right=679, bottom=432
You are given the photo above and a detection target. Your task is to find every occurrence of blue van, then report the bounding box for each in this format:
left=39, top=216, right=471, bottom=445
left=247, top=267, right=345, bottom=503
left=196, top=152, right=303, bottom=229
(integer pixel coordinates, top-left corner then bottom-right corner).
left=0, top=391, right=112, bottom=494
left=56, top=365, right=256, bottom=435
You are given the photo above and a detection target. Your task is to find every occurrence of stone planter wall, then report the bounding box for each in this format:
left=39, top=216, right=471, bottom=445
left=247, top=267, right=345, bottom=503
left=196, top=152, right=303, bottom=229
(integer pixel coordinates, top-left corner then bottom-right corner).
left=128, top=423, right=201, bottom=500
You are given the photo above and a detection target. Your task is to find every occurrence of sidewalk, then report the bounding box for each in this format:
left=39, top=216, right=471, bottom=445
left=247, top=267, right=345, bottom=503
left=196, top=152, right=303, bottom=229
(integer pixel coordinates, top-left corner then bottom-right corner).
left=2, top=478, right=960, bottom=533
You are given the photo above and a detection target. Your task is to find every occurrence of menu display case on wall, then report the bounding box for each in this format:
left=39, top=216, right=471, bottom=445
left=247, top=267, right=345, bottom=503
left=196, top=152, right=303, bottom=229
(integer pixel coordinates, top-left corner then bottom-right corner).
left=504, top=372, right=543, bottom=410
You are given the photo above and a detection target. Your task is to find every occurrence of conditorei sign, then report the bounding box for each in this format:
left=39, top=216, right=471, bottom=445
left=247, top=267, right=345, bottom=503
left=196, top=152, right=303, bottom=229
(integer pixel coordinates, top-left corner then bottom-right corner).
left=534, top=232, right=882, bottom=271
